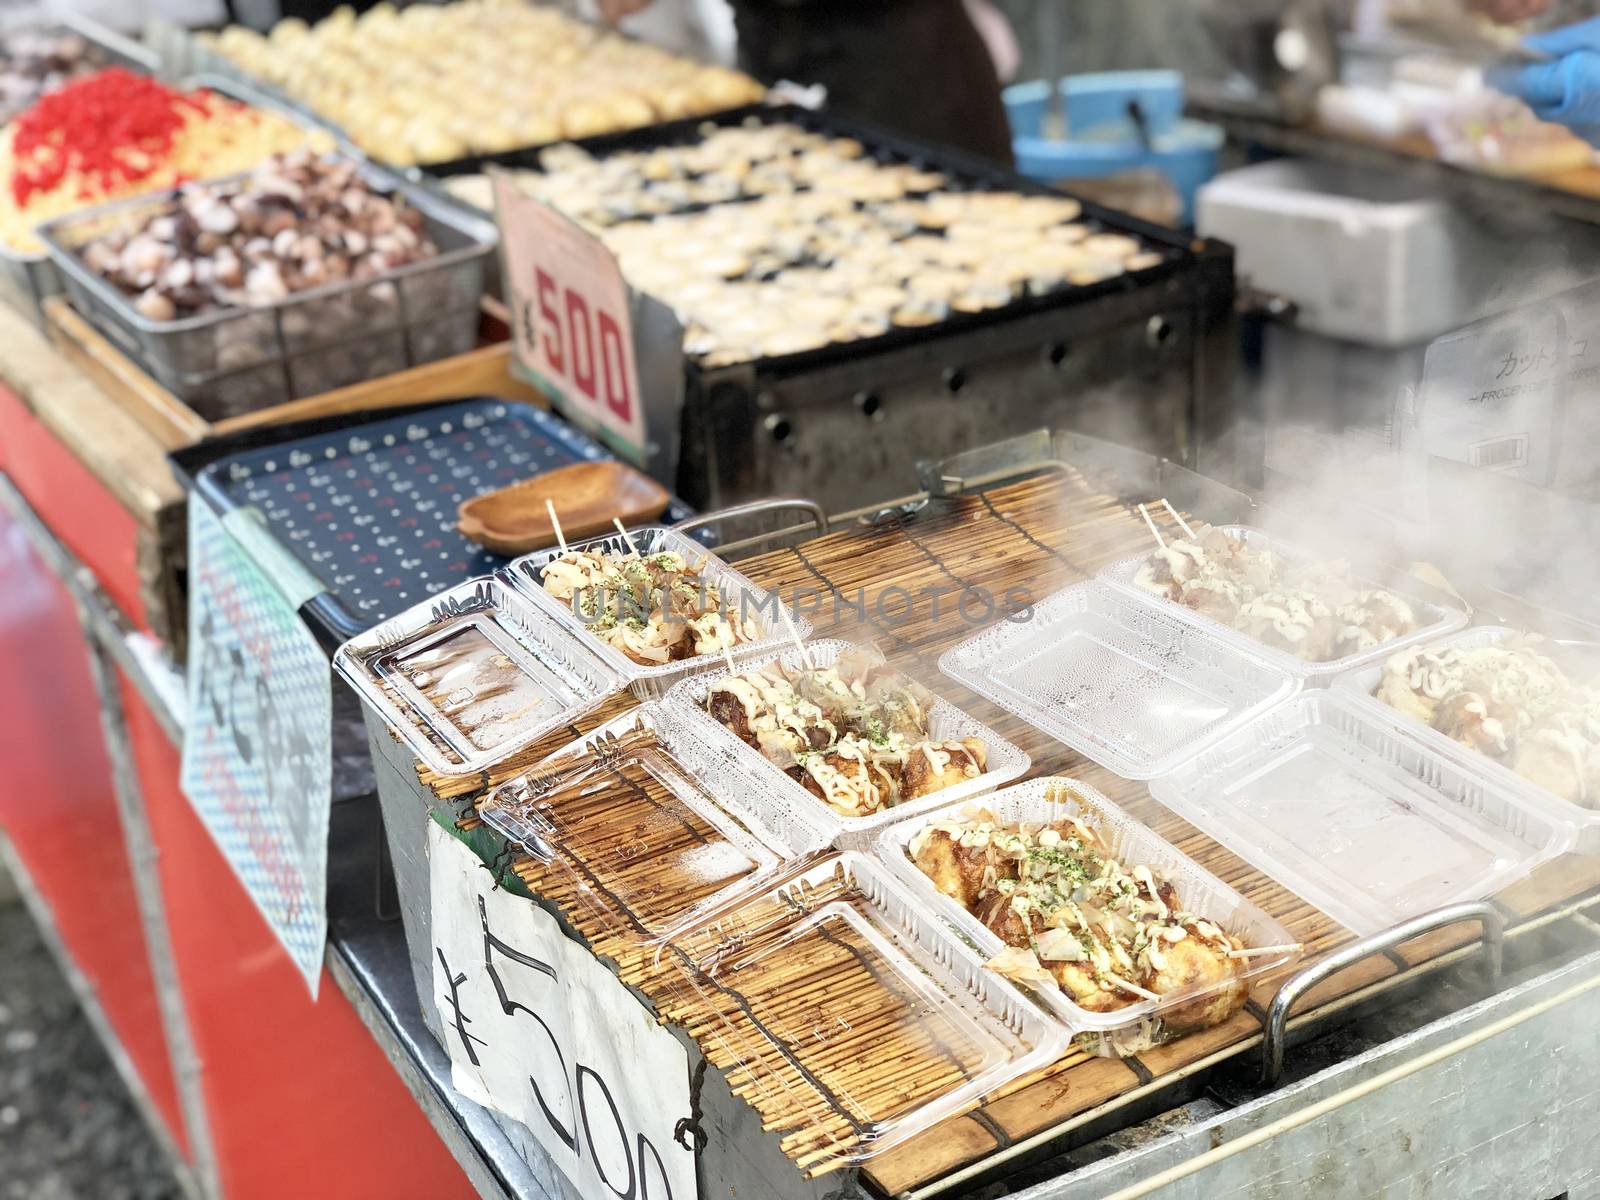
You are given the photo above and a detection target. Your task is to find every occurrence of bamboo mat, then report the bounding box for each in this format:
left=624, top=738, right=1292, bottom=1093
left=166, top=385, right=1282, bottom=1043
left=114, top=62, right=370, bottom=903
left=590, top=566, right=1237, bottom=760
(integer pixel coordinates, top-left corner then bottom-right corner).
left=415, top=466, right=1600, bottom=1196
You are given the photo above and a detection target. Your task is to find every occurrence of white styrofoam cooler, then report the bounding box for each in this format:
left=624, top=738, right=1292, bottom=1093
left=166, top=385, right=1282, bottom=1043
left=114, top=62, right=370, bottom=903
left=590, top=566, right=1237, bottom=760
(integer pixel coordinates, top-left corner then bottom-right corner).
left=1198, top=158, right=1600, bottom=347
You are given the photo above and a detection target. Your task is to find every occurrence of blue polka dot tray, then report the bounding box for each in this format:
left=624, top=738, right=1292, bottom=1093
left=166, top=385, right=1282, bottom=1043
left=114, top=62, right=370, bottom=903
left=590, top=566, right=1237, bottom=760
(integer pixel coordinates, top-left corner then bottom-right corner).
left=187, top=398, right=692, bottom=641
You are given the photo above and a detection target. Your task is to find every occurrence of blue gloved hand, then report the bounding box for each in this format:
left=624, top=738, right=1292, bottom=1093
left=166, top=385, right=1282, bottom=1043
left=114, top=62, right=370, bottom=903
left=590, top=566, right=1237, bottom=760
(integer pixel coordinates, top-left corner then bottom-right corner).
left=1486, top=17, right=1600, bottom=144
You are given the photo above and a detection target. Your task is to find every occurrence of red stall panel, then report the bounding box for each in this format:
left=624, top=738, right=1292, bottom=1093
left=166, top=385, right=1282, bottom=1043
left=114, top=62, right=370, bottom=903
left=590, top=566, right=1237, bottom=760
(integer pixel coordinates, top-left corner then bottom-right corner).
left=0, top=385, right=147, bottom=627
left=117, top=678, right=476, bottom=1200
left=0, top=510, right=188, bottom=1154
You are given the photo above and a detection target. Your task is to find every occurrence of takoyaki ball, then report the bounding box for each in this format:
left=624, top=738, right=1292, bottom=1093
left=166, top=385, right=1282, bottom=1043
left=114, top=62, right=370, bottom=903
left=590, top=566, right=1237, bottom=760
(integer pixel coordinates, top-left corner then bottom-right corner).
left=911, top=828, right=993, bottom=910
left=1183, top=578, right=1243, bottom=624
left=1137, top=877, right=1182, bottom=916
left=975, top=891, right=1035, bottom=948
left=1132, top=559, right=1183, bottom=604
left=1143, top=934, right=1247, bottom=1033
left=706, top=686, right=758, bottom=746
left=1376, top=654, right=1439, bottom=726
left=807, top=752, right=895, bottom=813
left=1051, top=961, right=1136, bottom=1014
left=1355, top=591, right=1416, bottom=642
left=901, top=738, right=988, bottom=799
left=1433, top=692, right=1507, bottom=756
left=1512, top=725, right=1588, bottom=806
left=664, top=622, right=697, bottom=661
left=878, top=688, right=929, bottom=741
left=1045, top=818, right=1110, bottom=858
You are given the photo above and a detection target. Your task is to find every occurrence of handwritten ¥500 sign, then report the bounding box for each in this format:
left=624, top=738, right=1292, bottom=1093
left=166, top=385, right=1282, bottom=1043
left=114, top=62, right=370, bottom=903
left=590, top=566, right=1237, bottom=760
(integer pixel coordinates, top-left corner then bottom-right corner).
left=494, top=173, right=648, bottom=464
left=429, top=822, right=697, bottom=1198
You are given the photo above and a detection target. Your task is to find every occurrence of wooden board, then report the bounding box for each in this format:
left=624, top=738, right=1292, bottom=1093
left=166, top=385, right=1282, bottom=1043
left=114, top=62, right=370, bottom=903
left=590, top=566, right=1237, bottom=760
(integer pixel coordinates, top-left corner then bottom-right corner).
left=0, top=298, right=181, bottom=529
left=43, top=296, right=549, bottom=452
left=418, top=467, right=1600, bottom=1197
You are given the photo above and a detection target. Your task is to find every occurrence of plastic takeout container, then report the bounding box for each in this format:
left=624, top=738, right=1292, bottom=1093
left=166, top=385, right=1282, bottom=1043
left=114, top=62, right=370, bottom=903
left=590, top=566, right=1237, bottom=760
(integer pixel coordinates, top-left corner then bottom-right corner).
left=1150, top=691, right=1575, bottom=935
left=939, top=581, right=1297, bottom=779
left=332, top=577, right=622, bottom=777
left=667, top=640, right=1030, bottom=841
left=480, top=701, right=835, bottom=946
left=39, top=150, right=494, bottom=420
left=502, top=526, right=811, bottom=700
left=1335, top=625, right=1600, bottom=853
left=874, top=778, right=1299, bottom=1055
left=1098, top=525, right=1468, bottom=684
left=664, top=851, right=1065, bottom=1170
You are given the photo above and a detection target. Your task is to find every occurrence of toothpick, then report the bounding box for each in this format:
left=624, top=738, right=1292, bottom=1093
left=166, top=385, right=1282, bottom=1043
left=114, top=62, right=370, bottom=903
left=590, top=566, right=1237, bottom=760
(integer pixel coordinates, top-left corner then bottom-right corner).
left=1105, top=973, right=1162, bottom=1002
left=1227, top=943, right=1302, bottom=960
left=545, top=499, right=568, bottom=554
left=613, top=517, right=641, bottom=556
left=1161, top=497, right=1196, bottom=539
left=720, top=633, right=738, bottom=676
left=1136, top=503, right=1166, bottom=549
left=779, top=604, right=813, bottom=668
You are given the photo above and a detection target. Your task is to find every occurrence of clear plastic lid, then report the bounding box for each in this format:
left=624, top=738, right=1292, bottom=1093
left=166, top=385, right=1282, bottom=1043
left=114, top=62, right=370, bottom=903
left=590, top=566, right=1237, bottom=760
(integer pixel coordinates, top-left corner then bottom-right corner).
left=1149, top=691, right=1576, bottom=936
left=663, top=852, right=1065, bottom=1172
left=500, top=526, right=812, bottom=700
left=873, top=778, right=1299, bottom=1056
left=333, top=577, right=623, bottom=776
left=1098, top=525, right=1469, bottom=681
left=1334, top=625, right=1600, bottom=852
left=480, top=702, right=836, bottom=944
left=939, top=582, right=1297, bottom=780
left=666, top=640, right=1031, bottom=839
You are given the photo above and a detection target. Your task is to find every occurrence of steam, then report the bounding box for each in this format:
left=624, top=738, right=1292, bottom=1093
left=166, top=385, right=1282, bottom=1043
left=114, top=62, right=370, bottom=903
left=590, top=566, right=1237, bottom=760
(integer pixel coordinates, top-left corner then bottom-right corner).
left=1233, top=263, right=1600, bottom=632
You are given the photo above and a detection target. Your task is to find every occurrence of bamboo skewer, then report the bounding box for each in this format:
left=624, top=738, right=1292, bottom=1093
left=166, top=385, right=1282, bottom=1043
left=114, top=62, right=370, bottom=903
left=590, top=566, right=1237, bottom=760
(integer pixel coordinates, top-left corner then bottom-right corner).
left=780, top=604, right=814, bottom=668
left=545, top=499, right=568, bottom=554
left=1104, top=973, right=1163, bottom=1002
left=1227, top=943, right=1303, bottom=960
left=613, top=517, right=642, bottom=556
left=1136, top=502, right=1165, bottom=549
left=1161, top=497, right=1197, bottom=539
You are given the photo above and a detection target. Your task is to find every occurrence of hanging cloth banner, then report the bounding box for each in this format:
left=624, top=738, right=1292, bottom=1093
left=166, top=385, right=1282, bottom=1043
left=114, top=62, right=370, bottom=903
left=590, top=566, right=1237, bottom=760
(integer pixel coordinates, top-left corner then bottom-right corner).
left=180, top=498, right=332, bottom=995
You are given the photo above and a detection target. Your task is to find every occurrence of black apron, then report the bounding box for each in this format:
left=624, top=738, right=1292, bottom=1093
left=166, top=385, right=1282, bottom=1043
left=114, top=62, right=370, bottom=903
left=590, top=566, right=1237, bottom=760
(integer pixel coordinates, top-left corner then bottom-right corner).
left=731, top=0, right=1016, bottom=166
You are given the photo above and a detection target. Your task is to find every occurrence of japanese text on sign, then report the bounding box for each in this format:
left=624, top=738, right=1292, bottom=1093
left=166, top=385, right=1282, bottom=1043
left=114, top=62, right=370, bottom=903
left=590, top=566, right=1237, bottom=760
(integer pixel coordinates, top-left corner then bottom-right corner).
left=429, top=822, right=697, bottom=1198
left=180, top=500, right=332, bottom=996
left=494, top=172, right=648, bottom=464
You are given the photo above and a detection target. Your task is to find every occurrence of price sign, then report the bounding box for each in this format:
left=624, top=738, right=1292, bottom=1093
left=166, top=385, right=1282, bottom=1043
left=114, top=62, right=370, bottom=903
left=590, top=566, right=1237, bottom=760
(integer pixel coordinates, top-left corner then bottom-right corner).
left=429, top=821, right=698, bottom=1199
left=495, top=172, right=649, bottom=465
left=180, top=499, right=332, bottom=996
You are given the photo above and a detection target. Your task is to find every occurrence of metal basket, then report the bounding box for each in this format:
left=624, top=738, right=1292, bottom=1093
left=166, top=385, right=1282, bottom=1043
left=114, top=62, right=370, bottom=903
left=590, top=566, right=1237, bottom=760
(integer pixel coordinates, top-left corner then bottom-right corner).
left=38, top=155, right=496, bottom=421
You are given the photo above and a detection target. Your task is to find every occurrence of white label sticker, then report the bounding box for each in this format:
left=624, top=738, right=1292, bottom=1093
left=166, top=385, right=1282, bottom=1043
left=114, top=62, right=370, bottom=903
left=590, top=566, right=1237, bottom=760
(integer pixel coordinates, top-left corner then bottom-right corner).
left=428, top=822, right=697, bottom=1199
left=180, top=499, right=331, bottom=995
